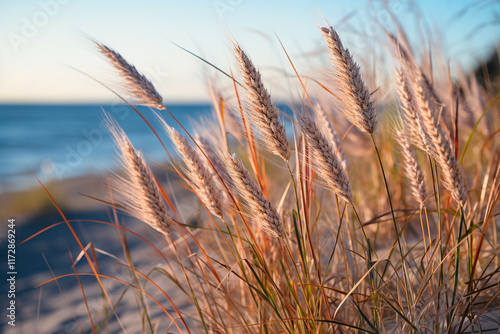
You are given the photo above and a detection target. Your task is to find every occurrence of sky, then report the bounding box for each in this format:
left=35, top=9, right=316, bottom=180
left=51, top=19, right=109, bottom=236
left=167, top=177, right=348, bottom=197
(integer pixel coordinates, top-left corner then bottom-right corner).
left=0, top=0, right=499, bottom=103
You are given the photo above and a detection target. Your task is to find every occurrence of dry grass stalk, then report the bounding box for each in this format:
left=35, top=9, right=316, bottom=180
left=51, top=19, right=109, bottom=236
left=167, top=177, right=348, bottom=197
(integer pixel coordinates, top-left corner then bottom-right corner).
left=321, top=26, right=377, bottom=134
left=395, top=69, right=436, bottom=155
left=315, top=104, right=348, bottom=172
left=396, top=130, right=427, bottom=205
left=413, top=79, right=467, bottom=206
left=195, top=134, right=233, bottom=189
left=162, top=122, right=225, bottom=219
left=96, top=42, right=164, bottom=110
left=234, top=45, right=290, bottom=161
left=388, top=32, right=418, bottom=73
left=226, top=153, right=284, bottom=238
left=456, top=87, right=476, bottom=129
left=467, top=76, right=489, bottom=132
left=298, top=112, right=353, bottom=203
left=106, top=117, right=172, bottom=234
left=457, top=69, right=490, bottom=133
left=468, top=76, right=486, bottom=116
left=390, top=35, right=445, bottom=120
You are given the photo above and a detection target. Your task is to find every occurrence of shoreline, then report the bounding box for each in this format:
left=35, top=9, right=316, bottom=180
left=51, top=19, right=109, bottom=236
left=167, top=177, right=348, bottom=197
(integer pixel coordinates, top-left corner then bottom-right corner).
left=0, top=163, right=181, bottom=230
left=1, top=173, right=108, bottom=226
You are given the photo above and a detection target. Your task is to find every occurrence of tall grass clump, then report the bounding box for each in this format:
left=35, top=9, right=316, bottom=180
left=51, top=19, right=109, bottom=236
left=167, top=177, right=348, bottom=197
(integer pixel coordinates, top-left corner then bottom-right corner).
left=35, top=13, right=500, bottom=334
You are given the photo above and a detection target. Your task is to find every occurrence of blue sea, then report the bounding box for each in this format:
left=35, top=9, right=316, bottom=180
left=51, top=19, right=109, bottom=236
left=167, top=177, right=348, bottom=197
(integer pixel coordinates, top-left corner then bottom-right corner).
left=0, top=104, right=225, bottom=193
left=0, top=103, right=294, bottom=193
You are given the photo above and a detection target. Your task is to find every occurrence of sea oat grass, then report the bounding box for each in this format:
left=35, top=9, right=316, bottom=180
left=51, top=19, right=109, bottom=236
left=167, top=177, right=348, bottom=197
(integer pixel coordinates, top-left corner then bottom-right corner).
left=321, top=26, right=377, bottom=134
left=160, top=120, right=226, bottom=219
left=36, top=12, right=500, bottom=334
left=96, top=42, right=165, bottom=110
left=106, top=116, right=173, bottom=235
left=298, top=111, right=353, bottom=203
left=396, top=130, right=427, bottom=206
left=234, top=45, right=290, bottom=161
left=413, top=78, right=468, bottom=206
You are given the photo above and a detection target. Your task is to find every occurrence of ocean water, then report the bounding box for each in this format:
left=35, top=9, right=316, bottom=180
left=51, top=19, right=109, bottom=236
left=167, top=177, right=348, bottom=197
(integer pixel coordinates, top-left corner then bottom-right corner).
left=0, top=104, right=219, bottom=193
left=1, top=103, right=294, bottom=193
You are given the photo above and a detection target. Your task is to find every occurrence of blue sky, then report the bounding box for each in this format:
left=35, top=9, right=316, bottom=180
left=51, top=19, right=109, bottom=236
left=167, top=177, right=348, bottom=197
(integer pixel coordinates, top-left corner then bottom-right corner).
left=0, top=0, right=498, bottom=103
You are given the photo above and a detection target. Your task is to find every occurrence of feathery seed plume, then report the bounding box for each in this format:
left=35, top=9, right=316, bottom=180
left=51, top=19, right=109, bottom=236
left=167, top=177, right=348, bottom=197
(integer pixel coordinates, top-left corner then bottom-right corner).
left=96, top=43, right=164, bottom=110
left=106, top=117, right=172, bottom=235
left=234, top=45, right=290, bottom=161
left=321, top=26, right=377, bottom=134
left=413, top=79, right=467, bottom=206
left=315, top=104, right=348, bottom=171
left=227, top=153, right=284, bottom=238
left=395, top=69, right=436, bottom=155
left=162, top=123, right=225, bottom=219
left=196, top=134, right=233, bottom=188
left=299, top=112, right=353, bottom=203
left=396, top=131, right=427, bottom=205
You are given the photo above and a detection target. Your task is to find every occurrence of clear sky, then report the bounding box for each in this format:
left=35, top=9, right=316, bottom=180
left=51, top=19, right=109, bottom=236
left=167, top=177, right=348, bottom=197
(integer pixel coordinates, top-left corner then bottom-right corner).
left=0, top=0, right=498, bottom=103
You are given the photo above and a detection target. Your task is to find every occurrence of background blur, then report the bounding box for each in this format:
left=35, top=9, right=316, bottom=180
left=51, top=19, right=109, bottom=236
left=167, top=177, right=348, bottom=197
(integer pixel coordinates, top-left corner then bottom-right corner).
left=1, top=0, right=499, bottom=103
